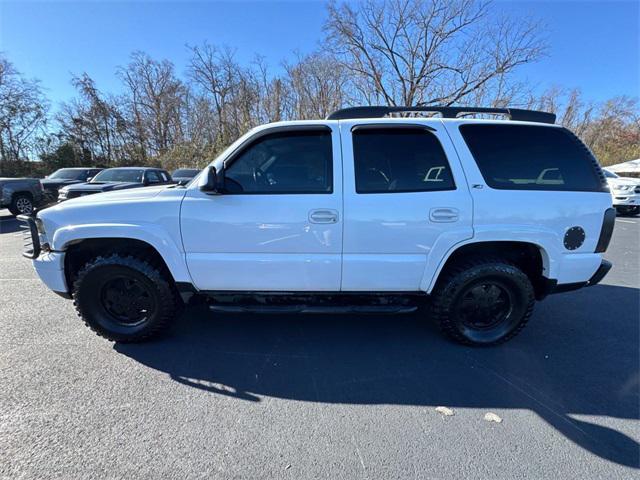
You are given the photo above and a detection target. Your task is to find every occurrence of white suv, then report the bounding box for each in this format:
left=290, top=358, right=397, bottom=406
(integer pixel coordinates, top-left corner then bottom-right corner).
left=19, top=106, right=615, bottom=346
left=604, top=168, right=640, bottom=216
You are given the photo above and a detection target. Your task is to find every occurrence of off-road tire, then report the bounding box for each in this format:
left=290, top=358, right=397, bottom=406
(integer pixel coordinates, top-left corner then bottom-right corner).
left=430, top=258, right=535, bottom=346
left=9, top=194, right=34, bottom=216
left=73, top=254, right=177, bottom=342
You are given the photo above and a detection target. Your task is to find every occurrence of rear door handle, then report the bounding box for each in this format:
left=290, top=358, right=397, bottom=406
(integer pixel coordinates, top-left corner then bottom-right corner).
left=309, top=209, right=339, bottom=224
left=430, top=207, right=459, bottom=223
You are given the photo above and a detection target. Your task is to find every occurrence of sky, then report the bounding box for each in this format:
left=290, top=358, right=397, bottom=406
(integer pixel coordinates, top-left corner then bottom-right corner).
left=0, top=0, right=638, bottom=110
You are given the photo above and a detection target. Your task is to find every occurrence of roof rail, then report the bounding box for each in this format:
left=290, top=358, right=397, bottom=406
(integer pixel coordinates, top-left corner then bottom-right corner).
left=326, top=106, right=556, bottom=124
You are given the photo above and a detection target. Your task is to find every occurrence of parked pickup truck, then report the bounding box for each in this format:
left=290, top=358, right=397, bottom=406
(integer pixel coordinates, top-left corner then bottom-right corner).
left=19, top=106, right=615, bottom=346
left=41, top=167, right=104, bottom=203
left=0, top=177, right=45, bottom=215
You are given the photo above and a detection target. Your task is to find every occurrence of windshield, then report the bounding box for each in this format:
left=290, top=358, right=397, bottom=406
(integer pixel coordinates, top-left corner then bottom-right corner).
left=49, top=169, right=86, bottom=180
left=603, top=169, right=619, bottom=179
left=172, top=169, right=200, bottom=178
left=92, top=169, right=144, bottom=183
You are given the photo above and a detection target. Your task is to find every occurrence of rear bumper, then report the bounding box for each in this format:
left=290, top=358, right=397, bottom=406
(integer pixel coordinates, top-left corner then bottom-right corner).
left=540, top=259, right=612, bottom=298
left=586, top=259, right=612, bottom=286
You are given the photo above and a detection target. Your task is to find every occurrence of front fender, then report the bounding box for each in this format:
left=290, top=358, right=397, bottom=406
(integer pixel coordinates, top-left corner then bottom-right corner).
left=52, top=222, right=192, bottom=283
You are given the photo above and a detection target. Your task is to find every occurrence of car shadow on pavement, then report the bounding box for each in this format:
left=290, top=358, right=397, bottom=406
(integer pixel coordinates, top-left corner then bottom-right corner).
left=0, top=212, right=22, bottom=234
left=116, top=284, right=640, bottom=468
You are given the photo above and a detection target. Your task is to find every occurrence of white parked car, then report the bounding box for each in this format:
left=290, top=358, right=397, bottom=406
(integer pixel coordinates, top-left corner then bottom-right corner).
left=19, top=106, right=615, bottom=346
left=603, top=168, right=640, bottom=216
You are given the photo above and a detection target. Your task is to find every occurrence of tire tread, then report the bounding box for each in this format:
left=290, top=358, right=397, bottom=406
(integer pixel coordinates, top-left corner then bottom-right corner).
left=430, top=256, right=535, bottom=346
left=72, top=254, right=177, bottom=342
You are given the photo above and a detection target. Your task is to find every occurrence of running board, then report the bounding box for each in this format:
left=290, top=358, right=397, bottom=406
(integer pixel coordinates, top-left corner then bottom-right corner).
left=208, top=304, right=418, bottom=314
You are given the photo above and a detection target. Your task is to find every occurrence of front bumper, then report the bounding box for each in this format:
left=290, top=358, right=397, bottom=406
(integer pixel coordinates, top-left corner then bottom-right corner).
left=611, top=193, right=640, bottom=207
left=32, top=251, right=69, bottom=295
left=18, top=215, right=70, bottom=296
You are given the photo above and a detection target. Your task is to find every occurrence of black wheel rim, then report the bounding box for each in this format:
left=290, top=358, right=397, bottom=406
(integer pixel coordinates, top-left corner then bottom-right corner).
left=453, top=278, right=518, bottom=342
left=459, top=282, right=513, bottom=329
left=99, top=275, right=157, bottom=326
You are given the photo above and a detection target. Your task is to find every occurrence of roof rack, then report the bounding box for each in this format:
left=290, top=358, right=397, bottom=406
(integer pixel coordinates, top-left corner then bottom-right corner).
left=326, top=106, right=556, bottom=124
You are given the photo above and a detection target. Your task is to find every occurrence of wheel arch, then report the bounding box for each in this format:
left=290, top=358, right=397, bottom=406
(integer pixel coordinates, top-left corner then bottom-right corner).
left=55, top=225, right=192, bottom=288
left=12, top=190, right=34, bottom=200
left=425, top=240, right=551, bottom=299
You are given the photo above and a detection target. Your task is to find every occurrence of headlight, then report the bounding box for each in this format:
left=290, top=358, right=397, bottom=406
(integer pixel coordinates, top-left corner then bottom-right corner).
left=34, top=217, right=50, bottom=250
left=34, top=218, right=45, bottom=234
left=614, top=185, right=633, bottom=192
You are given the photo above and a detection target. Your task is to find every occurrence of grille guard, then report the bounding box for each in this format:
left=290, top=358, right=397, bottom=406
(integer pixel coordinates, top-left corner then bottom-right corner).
left=17, top=215, right=41, bottom=259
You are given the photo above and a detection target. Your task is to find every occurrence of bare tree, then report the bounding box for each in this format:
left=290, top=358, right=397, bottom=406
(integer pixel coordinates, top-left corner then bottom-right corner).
left=118, top=52, right=186, bottom=158
left=56, top=73, right=129, bottom=164
left=324, top=0, right=547, bottom=107
left=0, top=55, right=48, bottom=161
left=283, top=52, right=349, bottom=119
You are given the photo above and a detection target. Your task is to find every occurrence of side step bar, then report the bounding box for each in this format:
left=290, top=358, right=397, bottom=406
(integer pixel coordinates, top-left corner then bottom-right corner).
left=209, top=304, right=418, bottom=314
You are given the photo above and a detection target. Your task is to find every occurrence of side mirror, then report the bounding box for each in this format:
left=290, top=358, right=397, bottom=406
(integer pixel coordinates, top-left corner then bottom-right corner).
left=86, top=177, right=93, bottom=182
left=199, top=166, right=223, bottom=194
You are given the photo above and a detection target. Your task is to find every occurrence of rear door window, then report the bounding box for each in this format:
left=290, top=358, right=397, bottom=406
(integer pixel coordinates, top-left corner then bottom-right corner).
left=352, top=127, right=455, bottom=193
left=459, top=124, right=604, bottom=191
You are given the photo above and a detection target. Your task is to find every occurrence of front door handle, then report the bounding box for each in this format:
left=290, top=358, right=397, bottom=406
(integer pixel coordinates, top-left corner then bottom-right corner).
left=309, top=209, right=339, bottom=224
left=430, top=207, right=459, bottom=223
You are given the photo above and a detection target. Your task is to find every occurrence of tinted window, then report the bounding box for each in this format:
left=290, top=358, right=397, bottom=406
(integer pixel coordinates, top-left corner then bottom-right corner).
left=146, top=171, right=161, bottom=184
left=92, top=169, right=144, bottom=183
left=225, top=130, right=333, bottom=194
left=49, top=169, right=87, bottom=180
left=460, top=124, right=603, bottom=191
left=352, top=128, right=455, bottom=193
left=172, top=169, right=199, bottom=178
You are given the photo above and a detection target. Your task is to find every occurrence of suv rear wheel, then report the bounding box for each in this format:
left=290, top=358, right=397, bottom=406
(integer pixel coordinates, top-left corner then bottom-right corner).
left=430, top=258, right=535, bottom=345
left=73, top=254, right=178, bottom=342
left=9, top=194, right=34, bottom=216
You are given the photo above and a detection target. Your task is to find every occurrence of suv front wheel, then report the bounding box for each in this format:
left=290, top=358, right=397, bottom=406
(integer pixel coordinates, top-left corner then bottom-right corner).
left=430, top=258, right=535, bottom=345
left=73, top=254, right=178, bottom=342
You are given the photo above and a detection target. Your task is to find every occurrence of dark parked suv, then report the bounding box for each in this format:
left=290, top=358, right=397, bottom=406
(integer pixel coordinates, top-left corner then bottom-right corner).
left=58, top=167, right=173, bottom=201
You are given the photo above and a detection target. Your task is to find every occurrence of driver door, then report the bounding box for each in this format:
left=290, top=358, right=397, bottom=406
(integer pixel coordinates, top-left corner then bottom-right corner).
left=180, top=124, right=343, bottom=291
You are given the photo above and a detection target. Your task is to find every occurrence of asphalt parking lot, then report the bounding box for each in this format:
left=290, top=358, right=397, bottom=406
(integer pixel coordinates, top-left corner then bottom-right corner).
left=1, top=210, right=638, bottom=479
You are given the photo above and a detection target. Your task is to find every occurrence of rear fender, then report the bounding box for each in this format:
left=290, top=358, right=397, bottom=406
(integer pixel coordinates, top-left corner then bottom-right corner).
left=421, top=228, right=555, bottom=293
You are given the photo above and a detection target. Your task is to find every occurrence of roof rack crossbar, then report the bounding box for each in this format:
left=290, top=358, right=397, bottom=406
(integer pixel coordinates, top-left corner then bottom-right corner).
left=326, top=106, right=556, bottom=124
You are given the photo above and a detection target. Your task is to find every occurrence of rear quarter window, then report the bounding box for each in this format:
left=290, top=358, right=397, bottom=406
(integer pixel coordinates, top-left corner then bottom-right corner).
left=459, top=124, right=606, bottom=192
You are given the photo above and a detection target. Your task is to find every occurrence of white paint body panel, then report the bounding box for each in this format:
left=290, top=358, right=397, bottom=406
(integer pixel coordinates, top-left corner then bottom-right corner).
left=424, top=120, right=613, bottom=291
left=37, top=186, right=192, bottom=284
left=181, top=122, right=343, bottom=291
left=32, top=251, right=67, bottom=293
left=339, top=119, right=473, bottom=291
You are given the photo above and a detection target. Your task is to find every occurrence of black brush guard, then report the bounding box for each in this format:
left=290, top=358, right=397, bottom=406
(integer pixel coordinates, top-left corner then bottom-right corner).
left=17, top=215, right=41, bottom=259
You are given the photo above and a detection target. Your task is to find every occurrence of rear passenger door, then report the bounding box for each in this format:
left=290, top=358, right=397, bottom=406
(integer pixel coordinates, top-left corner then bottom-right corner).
left=340, top=121, right=473, bottom=291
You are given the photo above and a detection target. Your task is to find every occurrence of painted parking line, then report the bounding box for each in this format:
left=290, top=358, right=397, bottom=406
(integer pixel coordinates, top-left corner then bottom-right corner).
left=616, top=219, right=637, bottom=224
